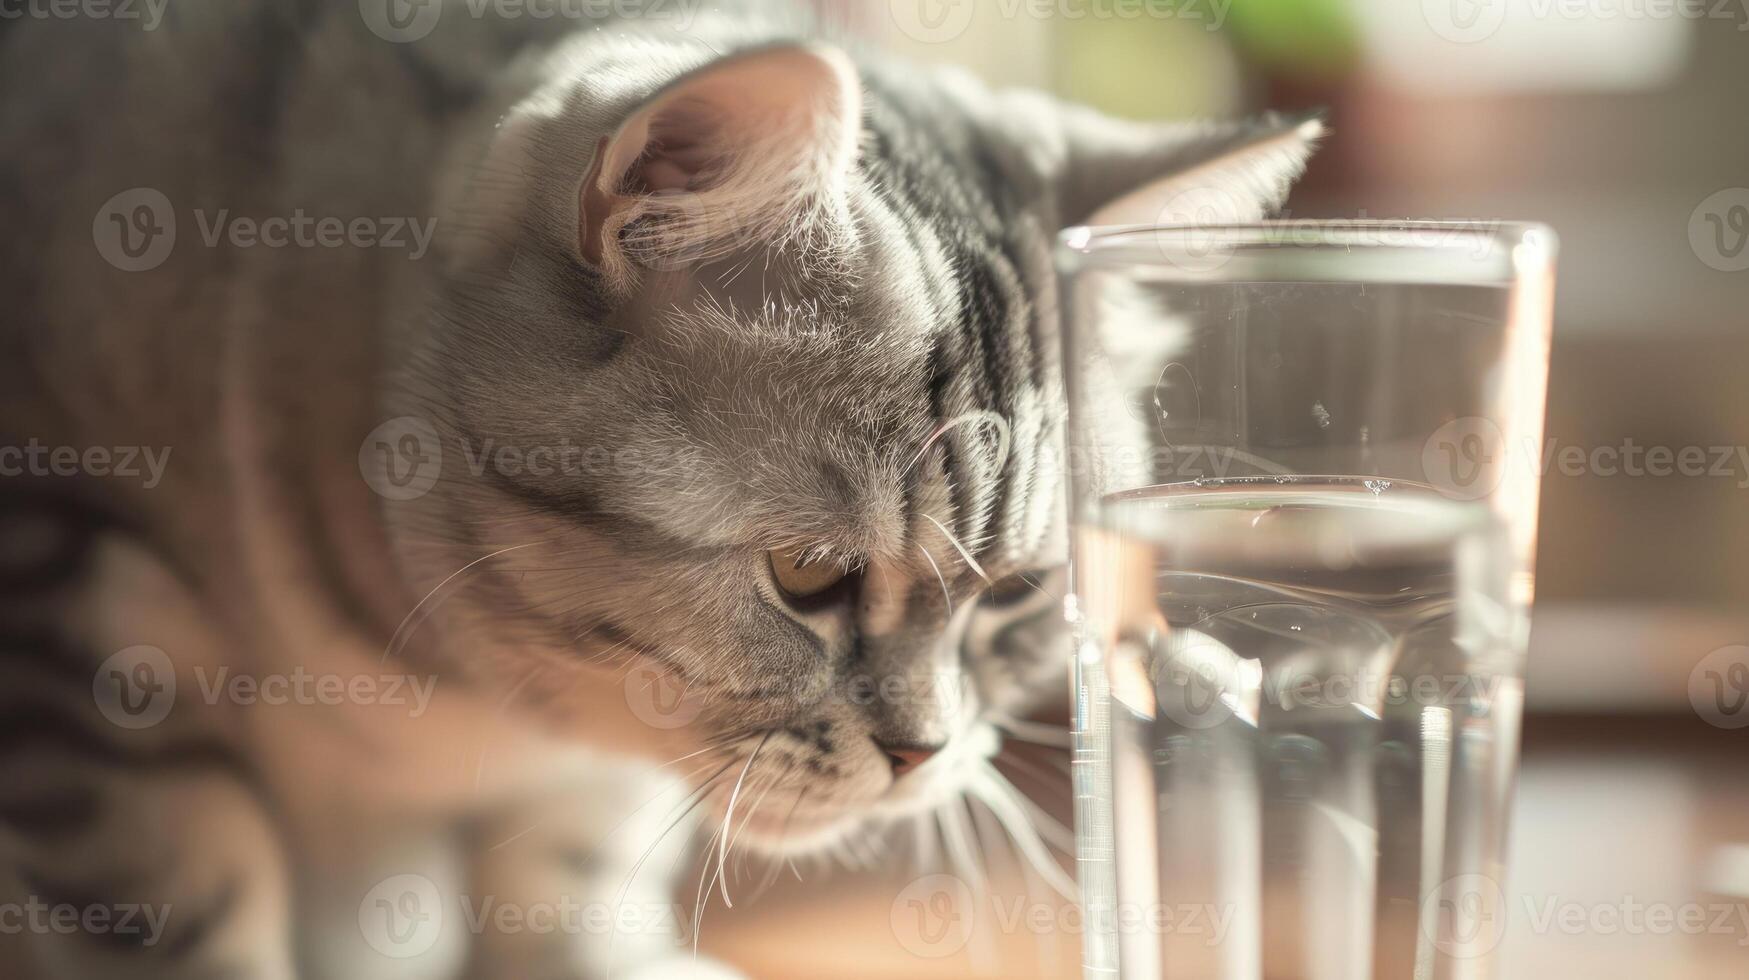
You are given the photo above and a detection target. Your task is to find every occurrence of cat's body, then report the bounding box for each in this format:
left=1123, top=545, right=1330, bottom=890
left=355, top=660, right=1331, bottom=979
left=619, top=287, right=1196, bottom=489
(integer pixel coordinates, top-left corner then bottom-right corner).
left=0, top=4, right=1319, bottom=977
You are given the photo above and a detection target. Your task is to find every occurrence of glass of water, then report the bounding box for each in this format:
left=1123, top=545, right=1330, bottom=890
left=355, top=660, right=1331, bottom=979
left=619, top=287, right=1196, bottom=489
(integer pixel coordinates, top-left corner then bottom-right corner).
left=1058, top=222, right=1556, bottom=980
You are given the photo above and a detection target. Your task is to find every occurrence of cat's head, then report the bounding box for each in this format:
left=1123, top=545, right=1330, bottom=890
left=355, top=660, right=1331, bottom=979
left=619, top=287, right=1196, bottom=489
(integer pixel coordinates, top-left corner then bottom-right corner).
left=392, top=38, right=1319, bottom=853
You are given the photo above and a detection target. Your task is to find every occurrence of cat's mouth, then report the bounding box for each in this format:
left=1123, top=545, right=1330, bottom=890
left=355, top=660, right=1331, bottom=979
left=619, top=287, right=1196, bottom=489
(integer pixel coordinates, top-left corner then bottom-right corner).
left=705, top=721, right=1006, bottom=855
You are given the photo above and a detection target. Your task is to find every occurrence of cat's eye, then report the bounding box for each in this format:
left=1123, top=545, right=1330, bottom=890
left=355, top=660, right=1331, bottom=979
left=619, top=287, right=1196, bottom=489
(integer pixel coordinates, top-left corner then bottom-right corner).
left=983, top=570, right=1048, bottom=609
left=768, top=547, right=850, bottom=601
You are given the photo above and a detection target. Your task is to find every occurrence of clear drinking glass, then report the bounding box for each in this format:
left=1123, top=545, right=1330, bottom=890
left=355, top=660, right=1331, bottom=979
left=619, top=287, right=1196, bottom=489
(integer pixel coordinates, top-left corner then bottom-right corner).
left=1058, top=222, right=1556, bottom=980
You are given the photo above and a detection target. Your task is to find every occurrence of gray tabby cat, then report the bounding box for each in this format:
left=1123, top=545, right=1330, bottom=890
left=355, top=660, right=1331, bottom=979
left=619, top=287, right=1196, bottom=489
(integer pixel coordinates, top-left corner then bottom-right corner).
left=0, top=2, right=1319, bottom=977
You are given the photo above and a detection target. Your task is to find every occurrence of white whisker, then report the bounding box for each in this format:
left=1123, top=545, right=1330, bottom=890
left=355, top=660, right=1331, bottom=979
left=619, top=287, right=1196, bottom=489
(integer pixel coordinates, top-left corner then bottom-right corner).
left=715, top=733, right=769, bottom=909
left=973, top=763, right=1076, bottom=898
left=912, top=813, right=938, bottom=874
left=381, top=542, right=538, bottom=665
left=918, top=542, right=954, bottom=616
left=692, top=819, right=728, bottom=958
left=939, top=799, right=987, bottom=892
left=924, top=514, right=993, bottom=587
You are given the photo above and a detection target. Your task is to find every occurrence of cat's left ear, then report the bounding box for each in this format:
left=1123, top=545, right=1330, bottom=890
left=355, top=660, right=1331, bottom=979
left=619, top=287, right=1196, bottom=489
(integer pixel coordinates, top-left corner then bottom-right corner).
left=1047, top=107, right=1326, bottom=227
left=579, top=42, right=862, bottom=277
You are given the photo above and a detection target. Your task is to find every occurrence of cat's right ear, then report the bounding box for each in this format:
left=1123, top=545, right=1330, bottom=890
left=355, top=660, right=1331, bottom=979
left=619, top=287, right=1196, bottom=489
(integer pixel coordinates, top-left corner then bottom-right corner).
left=1051, top=109, right=1325, bottom=228
left=579, top=43, right=863, bottom=279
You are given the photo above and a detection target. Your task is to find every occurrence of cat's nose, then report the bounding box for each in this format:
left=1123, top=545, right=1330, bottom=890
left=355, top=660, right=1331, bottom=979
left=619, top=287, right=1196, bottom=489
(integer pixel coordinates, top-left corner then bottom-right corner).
left=878, top=741, right=943, bottom=778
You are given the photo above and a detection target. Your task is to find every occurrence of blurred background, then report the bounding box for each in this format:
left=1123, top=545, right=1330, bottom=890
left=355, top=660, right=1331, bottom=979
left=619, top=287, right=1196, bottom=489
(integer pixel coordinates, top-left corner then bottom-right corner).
left=698, top=2, right=1749, bottom=977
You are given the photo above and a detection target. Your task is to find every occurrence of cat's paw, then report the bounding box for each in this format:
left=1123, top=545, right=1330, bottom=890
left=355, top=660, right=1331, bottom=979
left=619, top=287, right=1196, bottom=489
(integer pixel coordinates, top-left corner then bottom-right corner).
left=619, top=954, right=748, bottom=980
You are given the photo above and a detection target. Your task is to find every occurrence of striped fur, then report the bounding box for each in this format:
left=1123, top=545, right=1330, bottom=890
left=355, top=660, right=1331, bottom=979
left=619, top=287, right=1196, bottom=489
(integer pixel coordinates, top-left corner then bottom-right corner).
left=0, top=3, right=1318, bottom=977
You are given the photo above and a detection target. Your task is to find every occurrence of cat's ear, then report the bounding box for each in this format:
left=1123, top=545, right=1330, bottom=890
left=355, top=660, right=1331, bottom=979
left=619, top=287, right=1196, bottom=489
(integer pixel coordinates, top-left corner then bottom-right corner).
left=1053, top=110, right=1325, bottom=227
left=579, top=43, right=862, bottom=275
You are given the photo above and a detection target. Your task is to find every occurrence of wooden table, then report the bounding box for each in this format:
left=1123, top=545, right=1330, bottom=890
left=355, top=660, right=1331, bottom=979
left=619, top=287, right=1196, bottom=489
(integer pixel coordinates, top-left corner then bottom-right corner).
left=703, top=715, right=1749, bottom=979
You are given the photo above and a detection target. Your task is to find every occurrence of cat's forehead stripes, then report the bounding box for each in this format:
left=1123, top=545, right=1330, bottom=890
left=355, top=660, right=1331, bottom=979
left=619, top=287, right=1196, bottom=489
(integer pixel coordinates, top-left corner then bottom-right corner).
left=858, top=69, right=1062, bottom=573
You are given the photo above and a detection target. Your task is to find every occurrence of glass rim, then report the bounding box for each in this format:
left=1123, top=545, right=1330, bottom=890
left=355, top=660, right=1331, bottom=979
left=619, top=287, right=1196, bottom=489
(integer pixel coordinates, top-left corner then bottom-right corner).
left=1057, top=219, right=1557, bottom=284
left=1059, top=219, right=1554, bottom=252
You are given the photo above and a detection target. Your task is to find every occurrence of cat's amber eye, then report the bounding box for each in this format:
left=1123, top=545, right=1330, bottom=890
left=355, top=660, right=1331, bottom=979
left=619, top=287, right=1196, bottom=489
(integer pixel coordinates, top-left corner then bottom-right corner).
left=767, top=547, right=849, bottom=600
